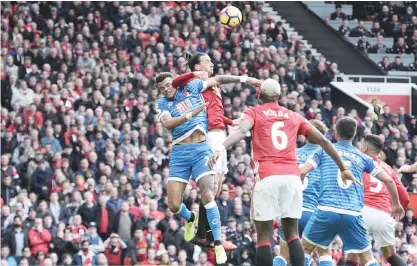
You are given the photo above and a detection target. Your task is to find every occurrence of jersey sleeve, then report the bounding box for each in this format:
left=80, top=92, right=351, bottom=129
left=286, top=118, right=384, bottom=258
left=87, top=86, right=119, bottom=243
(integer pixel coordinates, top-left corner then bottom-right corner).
left=392, top=171, right=410, bottom=210
left=156, top=100, right=170, bottom=121
left=306, top=149, right=323, bottom=169
left=172, top=73, right=195, bottom=88
left=187, top=79, right=208, bottom=94
left=296, top=114, right=313, bottom=136
left=363, top=155, right=379, bottom=175
left=242, top=107, right=256, bottom=126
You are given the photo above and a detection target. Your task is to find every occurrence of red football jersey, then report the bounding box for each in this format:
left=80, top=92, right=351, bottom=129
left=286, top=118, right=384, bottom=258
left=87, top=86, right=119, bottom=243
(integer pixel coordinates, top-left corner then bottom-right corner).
left=242, top=102, right=312, bottom=180
left=363, top=156, right=409, bottom=214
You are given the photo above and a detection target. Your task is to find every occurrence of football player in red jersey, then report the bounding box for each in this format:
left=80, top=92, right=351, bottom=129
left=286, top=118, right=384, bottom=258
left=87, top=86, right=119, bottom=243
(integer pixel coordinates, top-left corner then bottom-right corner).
left=172, top=53, right=242, bottom=252
left=208, top=79, right=354, bottom=266
left=346, top=134, right=409, bottom=266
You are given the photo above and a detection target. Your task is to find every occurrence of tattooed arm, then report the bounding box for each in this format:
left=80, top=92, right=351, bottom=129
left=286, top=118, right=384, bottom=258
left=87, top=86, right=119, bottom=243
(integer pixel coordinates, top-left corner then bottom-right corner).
left=205, top=75, right=261, bottom=88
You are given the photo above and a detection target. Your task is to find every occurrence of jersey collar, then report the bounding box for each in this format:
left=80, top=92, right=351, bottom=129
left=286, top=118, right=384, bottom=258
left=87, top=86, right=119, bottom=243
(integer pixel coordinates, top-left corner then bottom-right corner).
left=337, top=140, right=353, bottom=146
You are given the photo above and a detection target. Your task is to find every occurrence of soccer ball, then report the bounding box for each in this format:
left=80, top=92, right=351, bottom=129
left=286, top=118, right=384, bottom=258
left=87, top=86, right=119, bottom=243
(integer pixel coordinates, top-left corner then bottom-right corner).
left=219, top=6, right=242, bottom=29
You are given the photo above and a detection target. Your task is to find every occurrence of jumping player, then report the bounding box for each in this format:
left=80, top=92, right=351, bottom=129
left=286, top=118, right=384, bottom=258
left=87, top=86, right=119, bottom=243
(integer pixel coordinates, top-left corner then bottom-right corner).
left=275, top=120, right=333, bottom=266
left=345, top=134, right=409, bottom=266
left=156, top=72, right=260, bottom=264
left=208, top=79, right=354, bottom=266
left=172, top=53, right=239, bottom=251
left=300, top=117, right=405, bottom=266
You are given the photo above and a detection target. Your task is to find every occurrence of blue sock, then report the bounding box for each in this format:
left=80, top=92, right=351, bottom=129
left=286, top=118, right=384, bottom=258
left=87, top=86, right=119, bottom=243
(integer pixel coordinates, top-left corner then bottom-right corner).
left=273, top=256, right=287, bottom=266
left=175, top=203, right=191, bottom=221
left=304, top=254, right=311, bottom=266
left=204, top=202, right=221, bottom=242
left=319, top=255, right=332, bottom=266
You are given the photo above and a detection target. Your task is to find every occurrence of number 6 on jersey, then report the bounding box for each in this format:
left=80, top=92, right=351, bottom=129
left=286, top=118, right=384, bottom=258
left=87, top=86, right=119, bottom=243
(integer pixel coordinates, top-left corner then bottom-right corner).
left=271, top=121, right=288, bottom=150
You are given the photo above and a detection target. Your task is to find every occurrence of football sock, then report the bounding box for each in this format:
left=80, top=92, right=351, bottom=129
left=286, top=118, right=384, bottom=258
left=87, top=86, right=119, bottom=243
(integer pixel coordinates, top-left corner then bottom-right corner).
left=287, top=236, right=305, bottom=266
left=304, top=253, right=311, bottom=266
left=387, top=254, right=406, bottom=266
left=273, top=256, right=287, bottom=266
left=319, top=255, right=332, bottom=266
left=196, top=202, right=207, bottom=239
left=175, top=203, right=192, bottom=222
left=256, top=240, right=273, bottom=266
left=204, top=202, right=221, bottom=243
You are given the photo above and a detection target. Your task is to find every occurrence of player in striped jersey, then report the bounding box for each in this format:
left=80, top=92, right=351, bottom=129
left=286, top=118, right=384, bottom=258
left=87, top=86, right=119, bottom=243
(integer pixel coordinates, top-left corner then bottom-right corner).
left=300, top=117, right=404, bottom=266
left=275, top=120, right=333, bottom=266
left=346, top=134, right=409, bottom=266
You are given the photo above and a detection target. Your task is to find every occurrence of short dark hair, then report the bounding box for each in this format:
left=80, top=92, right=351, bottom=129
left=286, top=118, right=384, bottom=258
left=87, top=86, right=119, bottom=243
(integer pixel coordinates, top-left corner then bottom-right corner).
left=155, top=72, right=173, bottom=84
left=186, top=52, right=207, bottom=71
left=363, top=134, right=384, bottom=153
left=309, top=119, right=328, bottom=135
left=336, top=117, right=357, bottom=140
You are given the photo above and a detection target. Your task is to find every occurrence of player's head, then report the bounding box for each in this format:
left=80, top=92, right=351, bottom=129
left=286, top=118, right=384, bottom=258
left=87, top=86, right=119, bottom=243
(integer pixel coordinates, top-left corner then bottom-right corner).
left=156, top=72, right=176, bottom=99
left=307, top=119, right=328, bottom=143
left=259, top=78, right=281, bottom=103
left=186, top=53, right=214, bottom=75
left=335, top=116, right=357, bottom=141
left=360, top=134, right=384, bottom=156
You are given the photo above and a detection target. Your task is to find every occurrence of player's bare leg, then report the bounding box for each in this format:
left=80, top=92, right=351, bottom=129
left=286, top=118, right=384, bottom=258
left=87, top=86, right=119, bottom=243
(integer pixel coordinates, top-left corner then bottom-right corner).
left=254, top=220, right=274, bottom=266
left=281, top=218, right=305, bottom=266
left=381, top=245, right=406, bottom=266
left=302, top=237, right=316, bottom=266
left=167, top=181, right=198, bottom=241
left=197, top=174, right=227, bottom=264
left=316, top=247, right=333, bottom=266
left=358, top=250, right=380, bottom=266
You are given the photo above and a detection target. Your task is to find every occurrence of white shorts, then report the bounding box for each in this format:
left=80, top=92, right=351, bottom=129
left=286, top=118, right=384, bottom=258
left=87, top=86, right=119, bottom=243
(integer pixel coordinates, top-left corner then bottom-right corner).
left=251, top=175, right=303, bottom=221
left=361, top=205, right=396, bottom=249
left=207, top=129, right=228, bottom=174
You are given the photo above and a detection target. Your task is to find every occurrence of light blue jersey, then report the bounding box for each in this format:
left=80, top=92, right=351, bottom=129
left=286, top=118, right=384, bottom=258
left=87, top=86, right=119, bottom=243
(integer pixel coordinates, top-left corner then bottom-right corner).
left=308, top=140, right=379, bottom=214
left=297, top=144, right=322, bottom=211
left=157, top=79, right=208, bottom=145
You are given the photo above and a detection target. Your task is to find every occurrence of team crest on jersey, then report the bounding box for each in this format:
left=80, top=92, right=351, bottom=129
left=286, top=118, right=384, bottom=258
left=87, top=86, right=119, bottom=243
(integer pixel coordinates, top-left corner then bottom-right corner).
left=176, top=99, right=192, bottom=114
left=168, top=102, right=173, bottom=107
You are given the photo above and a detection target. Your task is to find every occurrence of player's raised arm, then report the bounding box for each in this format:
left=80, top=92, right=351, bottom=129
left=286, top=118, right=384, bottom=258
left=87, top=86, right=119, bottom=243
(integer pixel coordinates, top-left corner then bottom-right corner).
left=159, top=102, right=209, bottom=130
left=398, top=162, right=417, bottom=173
left=305, top=126, right=355, bottom=183
left=204, top=75, right=261, bottom=89
left=373, top=168, right=404, bottom=220
left=207, top=110, right=254, bottom=169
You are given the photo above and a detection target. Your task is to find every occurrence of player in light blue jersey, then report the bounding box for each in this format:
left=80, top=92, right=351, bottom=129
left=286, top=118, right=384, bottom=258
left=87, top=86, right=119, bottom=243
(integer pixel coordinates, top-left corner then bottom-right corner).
left=300, top=117, right=404, bottom=266
left=155, top=71, right=260, bottom=264
left=275, top=120, right=333, bottom=266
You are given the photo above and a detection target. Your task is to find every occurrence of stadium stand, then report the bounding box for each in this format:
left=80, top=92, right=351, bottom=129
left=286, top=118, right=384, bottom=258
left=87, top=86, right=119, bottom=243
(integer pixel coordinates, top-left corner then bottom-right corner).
left=305, top=2, right=417, bottom=74
left=0, top=1, right=416, bottom=266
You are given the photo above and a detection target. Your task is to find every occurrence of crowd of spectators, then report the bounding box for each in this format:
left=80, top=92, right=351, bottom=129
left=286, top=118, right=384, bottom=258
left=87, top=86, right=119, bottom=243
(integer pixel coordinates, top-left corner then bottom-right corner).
left=0, top=1, right=416, bottom=266
left=330, top=3, right=417, bottom=71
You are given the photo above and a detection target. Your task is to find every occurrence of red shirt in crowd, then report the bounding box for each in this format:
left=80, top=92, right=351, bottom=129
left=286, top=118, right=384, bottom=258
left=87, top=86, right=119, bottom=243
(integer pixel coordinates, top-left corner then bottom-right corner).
left=242, top=102, right=312, bottom=180
left=67, top=224, right=87, bottom=243
left=363, top=156, right=410, bottom=214
left=99, top=210, right=109, bottom=234
left=28, top=228, right=52, bottom=256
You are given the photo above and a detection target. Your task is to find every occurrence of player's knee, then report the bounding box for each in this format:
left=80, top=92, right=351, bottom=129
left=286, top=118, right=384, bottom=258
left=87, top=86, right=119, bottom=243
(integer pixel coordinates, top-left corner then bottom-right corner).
left=168, top=200, right=181, bottom=213
left=381, top=245, right=396, bottom=258
left=318, top=246, right=332, bottom=257
left=200, top=188, right=215, bottom=205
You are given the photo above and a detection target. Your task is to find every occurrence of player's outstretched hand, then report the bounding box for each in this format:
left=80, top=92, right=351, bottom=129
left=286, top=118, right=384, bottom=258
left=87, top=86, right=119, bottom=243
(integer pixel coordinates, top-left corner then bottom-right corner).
left=341, top=169, right=361, bottom=186
left=232, top=118, right=241, bottom=126
left=207, top=154, right=219, bottom=170
left=246, top=78, right=262, bottom=87
left=193, top=71, right=209, bottom=80
left=398, top=164, right=413, bottom=174
left=391, top=203, right=405, bottom=221
left=191, top=102, right=210, bottom=117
